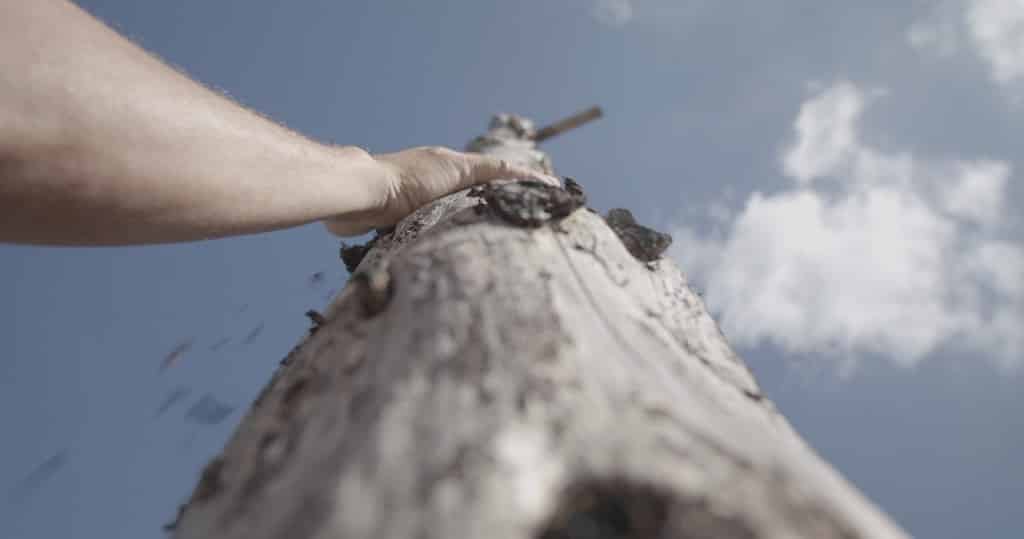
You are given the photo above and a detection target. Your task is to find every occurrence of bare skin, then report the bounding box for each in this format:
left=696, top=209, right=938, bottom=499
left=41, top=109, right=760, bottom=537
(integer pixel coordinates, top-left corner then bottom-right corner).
left=0, top=0, right=557, bottom=246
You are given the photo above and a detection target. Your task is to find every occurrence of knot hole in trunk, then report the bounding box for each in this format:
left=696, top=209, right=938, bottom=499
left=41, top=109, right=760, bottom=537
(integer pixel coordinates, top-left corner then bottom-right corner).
left=535, top=477, right=756, bottom=539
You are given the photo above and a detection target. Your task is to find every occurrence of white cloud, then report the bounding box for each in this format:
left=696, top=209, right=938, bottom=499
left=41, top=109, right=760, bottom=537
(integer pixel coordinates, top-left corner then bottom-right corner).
left=908, top=2, right=963, bottom=57
left=939, top=160, right=1010, bottom=228
left=591, top=0, right=634, bottom=26
left=967, top=0, right=1024, bottom=84
left=672, top=82, right=1023, bottom=370
left=910, top=0, right=1024, bottom=94
left=782, top=82, right=865, bottom=183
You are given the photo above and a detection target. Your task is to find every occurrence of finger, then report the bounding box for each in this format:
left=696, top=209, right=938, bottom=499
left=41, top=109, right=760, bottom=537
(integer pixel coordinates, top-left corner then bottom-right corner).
left=462, top=154, right=561, bottom=187
left=530, top=172, right=563, bottom=187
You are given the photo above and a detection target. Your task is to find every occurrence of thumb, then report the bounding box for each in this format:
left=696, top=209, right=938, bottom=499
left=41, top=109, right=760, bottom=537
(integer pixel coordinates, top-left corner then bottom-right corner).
left=323, top=216, right=375, bottom=238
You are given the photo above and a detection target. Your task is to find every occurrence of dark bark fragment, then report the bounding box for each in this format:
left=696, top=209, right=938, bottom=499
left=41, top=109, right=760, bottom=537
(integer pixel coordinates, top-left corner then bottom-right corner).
left=164, top=504, right=187, bottom=532
left=304, top=310, right=326, bottom=334
left=277, top=343, right=302, bottom=367
left=563, top=177, right=585, bottom=198
left=469, top=179, right=586, bottom=228
left=340, top=242, right=373, bottom=274
left=340, top=228, right=394, bottom=274
left=193, top=457, right=226, bottom=504
left=742, top=389, right=765, bottom=402
left=605, top=208, right=673, bottom=262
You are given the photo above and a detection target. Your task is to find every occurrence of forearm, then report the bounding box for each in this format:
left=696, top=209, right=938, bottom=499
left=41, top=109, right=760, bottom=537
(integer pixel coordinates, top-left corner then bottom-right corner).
left=0, top=0, right=376, bottom=245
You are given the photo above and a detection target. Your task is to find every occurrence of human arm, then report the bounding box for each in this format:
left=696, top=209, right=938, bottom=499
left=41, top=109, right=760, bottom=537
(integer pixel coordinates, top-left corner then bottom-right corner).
left=0, top=0, right=556, bottom=245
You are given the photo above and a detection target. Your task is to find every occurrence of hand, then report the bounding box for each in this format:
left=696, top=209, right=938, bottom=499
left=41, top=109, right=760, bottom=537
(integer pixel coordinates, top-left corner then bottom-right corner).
left=324, top=146, right=561, bottom=237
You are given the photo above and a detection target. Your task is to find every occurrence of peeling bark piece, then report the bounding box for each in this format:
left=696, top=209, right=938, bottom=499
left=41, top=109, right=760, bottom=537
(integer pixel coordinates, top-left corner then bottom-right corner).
left=742, top=389, right=765, bottom=402
left=277, top=342, right=302, bottom=368
left=470, top=180, right=586, bottom=228
left=340, top=228, right=394, bottom=273
left=354, top=267, right=393, bottom=317
left=304, top=310, right=326, bottom=334
left=605, top=208, right=673, bottom=262
left=192, top=457, right=226, bottom=504
left=340, top=242, right=373, bottom=274
left=164, top=504, right=187, bottom=532
left=563, top=177, right=585, bottom=198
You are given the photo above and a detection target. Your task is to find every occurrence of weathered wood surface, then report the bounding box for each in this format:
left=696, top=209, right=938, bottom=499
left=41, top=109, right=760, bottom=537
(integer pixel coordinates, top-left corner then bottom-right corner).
left=171, top=115, right=909, bottom=539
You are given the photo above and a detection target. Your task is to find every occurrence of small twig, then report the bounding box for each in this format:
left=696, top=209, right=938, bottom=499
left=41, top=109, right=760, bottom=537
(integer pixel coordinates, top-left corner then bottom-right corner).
left=533, top=106, right=603, bottom=143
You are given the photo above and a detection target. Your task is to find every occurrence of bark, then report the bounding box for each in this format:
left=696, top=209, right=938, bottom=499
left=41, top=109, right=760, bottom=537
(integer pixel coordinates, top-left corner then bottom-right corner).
left=170, top=114, right=909, bottom=539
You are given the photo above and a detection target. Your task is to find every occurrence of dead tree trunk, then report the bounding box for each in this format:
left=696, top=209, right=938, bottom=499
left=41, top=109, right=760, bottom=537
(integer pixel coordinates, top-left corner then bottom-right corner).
left=170, top=112, right=909, bottom=539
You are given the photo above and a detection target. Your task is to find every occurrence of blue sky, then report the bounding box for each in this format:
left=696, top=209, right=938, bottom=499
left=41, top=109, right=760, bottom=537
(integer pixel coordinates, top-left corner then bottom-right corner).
left=2, top=1, right=1022, bottom=537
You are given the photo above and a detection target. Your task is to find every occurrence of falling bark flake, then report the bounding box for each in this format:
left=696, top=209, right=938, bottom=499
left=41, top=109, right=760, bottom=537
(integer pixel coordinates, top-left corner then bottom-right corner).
left=243, top=323, right=265, bottom=345
left=160, top=339, right=194, bottom=371
left=155, top=386, right=192, bottom=418
left=185, top=394, right=236, bottom=426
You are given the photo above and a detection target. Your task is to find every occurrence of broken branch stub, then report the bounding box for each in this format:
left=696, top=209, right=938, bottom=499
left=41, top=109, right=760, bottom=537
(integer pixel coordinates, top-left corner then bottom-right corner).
left=533, top=106, right=604, bottom=143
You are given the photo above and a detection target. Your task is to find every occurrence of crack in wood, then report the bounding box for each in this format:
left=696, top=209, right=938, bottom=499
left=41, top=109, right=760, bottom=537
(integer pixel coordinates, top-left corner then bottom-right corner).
left=567, top=223, right=630, bottom=287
